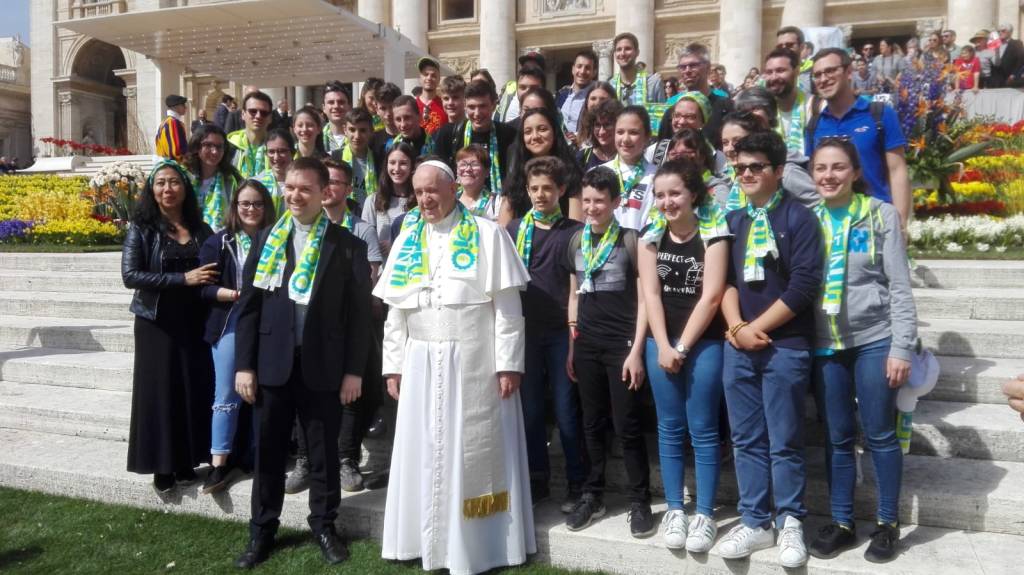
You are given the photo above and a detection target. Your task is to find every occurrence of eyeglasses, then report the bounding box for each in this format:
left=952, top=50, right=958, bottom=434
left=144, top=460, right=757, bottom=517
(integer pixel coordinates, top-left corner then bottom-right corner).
left=200, top=142, right=224, bottom=150
left=812, top=64, right=847, bottom=81
left=457, top=161, right=483, bottom=172
left=734, top=162, right=771, bottom=175
left=677, top=62, right=704, bottom=71
left=328, top=178, right=351, bottom=187
left=246, top=108, right=270, bottom=117
left=238, top=201, right=265, bottom=210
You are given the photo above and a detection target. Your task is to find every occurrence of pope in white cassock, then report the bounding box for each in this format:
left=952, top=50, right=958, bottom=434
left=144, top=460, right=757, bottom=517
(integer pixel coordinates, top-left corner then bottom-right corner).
left=374, top=160, right=536, bottom=574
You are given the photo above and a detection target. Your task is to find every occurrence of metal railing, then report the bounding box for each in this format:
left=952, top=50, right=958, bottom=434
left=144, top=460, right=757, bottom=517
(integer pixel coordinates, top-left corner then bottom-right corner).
left=0, top=65, right=17, bottom=83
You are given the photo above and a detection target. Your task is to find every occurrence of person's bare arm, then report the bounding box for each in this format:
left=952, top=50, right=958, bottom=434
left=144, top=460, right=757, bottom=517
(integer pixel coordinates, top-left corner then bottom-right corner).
left=638, top=241, right=680, bottom=373
left=886, top=148, right=912, bottom=234
left=678, top=239, right=728, bottom=350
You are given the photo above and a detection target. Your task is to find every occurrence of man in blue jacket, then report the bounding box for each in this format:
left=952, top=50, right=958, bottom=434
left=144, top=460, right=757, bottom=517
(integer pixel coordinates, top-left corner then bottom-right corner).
left=715, top=131, right=823, bottom=569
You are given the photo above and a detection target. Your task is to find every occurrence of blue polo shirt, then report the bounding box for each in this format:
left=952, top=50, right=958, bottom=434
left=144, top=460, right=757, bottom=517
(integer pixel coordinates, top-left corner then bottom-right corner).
left=806, top=96, right=906, bottom=203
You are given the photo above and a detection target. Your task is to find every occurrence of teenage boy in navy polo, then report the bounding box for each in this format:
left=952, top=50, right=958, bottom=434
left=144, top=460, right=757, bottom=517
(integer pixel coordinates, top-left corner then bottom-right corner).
left=564, top=166, right=654, bottom=539
left=506, top=156, right=587, bottom=512
left=715, top=131, right=822, bottom=569
left=806, top=48, right=910, bottom=234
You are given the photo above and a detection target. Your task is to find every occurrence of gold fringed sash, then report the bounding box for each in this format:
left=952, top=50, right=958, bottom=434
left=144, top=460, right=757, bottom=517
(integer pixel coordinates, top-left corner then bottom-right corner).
left=462, top=491, right=510, bottom=519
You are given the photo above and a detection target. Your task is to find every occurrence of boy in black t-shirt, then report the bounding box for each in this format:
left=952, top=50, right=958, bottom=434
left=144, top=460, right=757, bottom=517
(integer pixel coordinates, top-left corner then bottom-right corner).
left=565, top=166, right=655, bottom=538
left=507, top=157, right=587, bottom=513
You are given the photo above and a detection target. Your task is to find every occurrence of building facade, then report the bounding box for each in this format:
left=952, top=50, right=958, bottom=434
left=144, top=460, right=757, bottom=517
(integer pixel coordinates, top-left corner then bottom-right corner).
left=0, top=37, right=31, bottom=165
left=30, top=0, right=1024, bottom=157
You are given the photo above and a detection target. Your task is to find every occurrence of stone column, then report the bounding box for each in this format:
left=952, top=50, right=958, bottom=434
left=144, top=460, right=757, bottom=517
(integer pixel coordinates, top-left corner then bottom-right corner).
left=997, top=1, right=1020, bottom=32
left=781, top=0, right=824, bottom=29
left=296, top=85, right=311, bottom=108
left=358, top=0, right=390, bottom=25
left=615, top=0, right=654, bottom=70
left=719, top=0, right=762, bottom=87
left=392, top=0, right=428, bottom=92
left=57, top=91, right=79, bottom=153
left=592, top=39, right=614, bottom=82
left=480, top=0, right=516, bottom=87
left=30, top=0, right=58, bottom=149
left=948, top=0, right=996, bottom=49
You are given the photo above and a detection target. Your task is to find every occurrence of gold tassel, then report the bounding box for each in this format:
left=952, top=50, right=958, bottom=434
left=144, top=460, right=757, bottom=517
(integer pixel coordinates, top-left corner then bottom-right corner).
left=462, top=491, right=510, bottom=519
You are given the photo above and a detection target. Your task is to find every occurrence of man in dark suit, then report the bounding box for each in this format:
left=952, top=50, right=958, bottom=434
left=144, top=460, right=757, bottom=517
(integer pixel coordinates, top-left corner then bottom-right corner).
left=994, top=23, right=1024, bottom=88
left=233, top=157, right=372, bottom=569
left=271, top=98, right=292, bottom=131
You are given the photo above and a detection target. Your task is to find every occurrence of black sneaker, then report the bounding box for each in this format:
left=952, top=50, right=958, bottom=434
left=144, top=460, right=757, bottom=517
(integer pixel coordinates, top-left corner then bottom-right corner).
left=565, top=493, right=606, bottom=531
left=560, top=483, right=583, bottom=514
left=175, top=468, right=199, bottom=485
left=865, top=523, right=899, bottom=563
left=202, top=466, right=232, bottom=495
left=339, top=458, right=364, bottom=493
left=530, top=480, right=550, bottom=508
left=809, top=522, right=858, bottom=559
left=627, top=502, right=657, bottom=539
left=285, top=457, right=310, bottom=494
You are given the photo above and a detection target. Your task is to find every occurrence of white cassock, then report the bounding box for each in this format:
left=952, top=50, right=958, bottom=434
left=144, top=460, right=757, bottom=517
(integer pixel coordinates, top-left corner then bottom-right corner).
left=374, top=208, right=536, bottom=575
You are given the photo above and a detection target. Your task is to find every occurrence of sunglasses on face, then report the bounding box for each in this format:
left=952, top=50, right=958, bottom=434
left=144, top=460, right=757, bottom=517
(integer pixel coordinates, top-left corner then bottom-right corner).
left=247, top=108, right=270, bottom=117
left=734, top=162, right=771, bottom=175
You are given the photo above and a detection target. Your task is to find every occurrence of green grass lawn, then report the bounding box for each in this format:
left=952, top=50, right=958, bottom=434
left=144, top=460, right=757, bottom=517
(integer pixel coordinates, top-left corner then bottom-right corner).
left=0, top=487, right=598, bottom=575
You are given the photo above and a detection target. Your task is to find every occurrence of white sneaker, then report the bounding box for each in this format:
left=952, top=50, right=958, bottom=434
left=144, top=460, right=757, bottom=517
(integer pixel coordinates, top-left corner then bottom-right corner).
left=778, top=516, right=808, bottom=568
left=716, top=523, right=774, bottom=559
left=661, top=509, right=687, bottom=549
left=685, top=513, right=717, bottom=553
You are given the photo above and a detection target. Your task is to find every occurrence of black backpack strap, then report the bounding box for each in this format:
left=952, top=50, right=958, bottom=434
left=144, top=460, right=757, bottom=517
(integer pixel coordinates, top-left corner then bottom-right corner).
left=869, top=100, right=887, bottom=154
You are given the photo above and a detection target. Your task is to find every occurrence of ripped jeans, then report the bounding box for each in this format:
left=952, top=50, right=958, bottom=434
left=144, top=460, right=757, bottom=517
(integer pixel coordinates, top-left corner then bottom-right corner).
left=211, top=313, right=242, bottom=456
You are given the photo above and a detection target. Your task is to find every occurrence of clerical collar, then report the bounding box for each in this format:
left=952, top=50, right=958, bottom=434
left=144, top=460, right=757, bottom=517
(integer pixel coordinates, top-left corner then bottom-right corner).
left=427, top=206, right=460, bottom=233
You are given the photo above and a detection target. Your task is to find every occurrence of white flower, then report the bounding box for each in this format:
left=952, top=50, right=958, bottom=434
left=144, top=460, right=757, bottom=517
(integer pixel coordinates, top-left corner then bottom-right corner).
left=976, top=242, right=990, bottom=252
left=946, top=242, right=963, bottom=252
left=996, top=246, right=1008, bottom=253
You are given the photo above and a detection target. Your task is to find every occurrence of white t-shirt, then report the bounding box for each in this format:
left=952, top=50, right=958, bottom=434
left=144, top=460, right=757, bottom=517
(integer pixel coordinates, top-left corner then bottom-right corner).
left=599, top=158, right=657, bottom=231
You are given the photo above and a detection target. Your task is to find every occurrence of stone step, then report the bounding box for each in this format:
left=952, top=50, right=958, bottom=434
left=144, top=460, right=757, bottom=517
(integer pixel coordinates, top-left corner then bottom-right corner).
left=0, top=291, right=132, bottom=321
left=0, top=270, right=126, bottom=294
left=0, top=380, right=129, bottom=442
left=912, top=260, right=1024, bottom=289
left=931, top=355, right=1024, bottom=405
left=0, top=346, right=133, bottom=392
left=913, top=287, right=1024, bottom=321
left=0, top=427, right=1020, bottom=575
left=1, top=380, right=1022, bottom=535
left=919, top=318, right=1024, bottom=359
left=0, top=315, right=134, bottom=353
left=546, top=439, right=1024, bottom=536
left=910, top=401, right=1024, bottom=463
left=0, top=252, right=121, bottom=272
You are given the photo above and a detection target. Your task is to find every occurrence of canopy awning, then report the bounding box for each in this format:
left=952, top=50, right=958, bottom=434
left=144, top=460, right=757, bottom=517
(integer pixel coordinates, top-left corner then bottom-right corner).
left=57, top=0, right=447, bottom=86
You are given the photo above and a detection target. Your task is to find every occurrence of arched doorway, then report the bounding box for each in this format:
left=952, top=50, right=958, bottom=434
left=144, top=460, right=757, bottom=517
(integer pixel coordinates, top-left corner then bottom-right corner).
left=68, top=39, right=128, bottom=149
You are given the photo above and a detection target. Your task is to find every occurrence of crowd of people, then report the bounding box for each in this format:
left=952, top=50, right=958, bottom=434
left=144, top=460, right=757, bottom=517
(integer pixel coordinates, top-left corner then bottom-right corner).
left=125, top=22, right=1024, bottom=574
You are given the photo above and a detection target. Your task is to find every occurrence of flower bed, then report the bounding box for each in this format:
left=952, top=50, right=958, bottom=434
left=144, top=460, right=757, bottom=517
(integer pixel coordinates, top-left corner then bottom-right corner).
left=908, top=214, right=1024, bottom=253
left=0, top=174, right=124, bottom=246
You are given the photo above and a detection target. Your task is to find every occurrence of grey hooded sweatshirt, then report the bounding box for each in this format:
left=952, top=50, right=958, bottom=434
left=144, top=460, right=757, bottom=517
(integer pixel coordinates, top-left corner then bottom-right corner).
left=813, top=197, right=917, bottom=361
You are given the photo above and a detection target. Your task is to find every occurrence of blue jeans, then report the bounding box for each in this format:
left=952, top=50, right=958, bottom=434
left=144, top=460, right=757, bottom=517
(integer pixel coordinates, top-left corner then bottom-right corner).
left=723, top=344, right=811, bottom=530
left=814, top=336, right=902, bottom=526
left=645, top=338, right=723, bottom=515
left=521, top=328, right=588, bottom=486
left=211, top=313, right=242, bottom=456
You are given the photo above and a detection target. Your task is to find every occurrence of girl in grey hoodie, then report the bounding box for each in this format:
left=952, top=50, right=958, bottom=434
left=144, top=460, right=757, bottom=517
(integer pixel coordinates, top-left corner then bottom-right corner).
left=805, top=138, right=917, bottom=564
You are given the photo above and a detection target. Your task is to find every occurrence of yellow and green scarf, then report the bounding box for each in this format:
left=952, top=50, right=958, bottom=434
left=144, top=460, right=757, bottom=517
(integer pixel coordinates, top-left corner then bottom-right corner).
left=463, top=122, right=503, bottom=195
left=388, top=204, right=479, bottom=293
left=515, top=208, right=562, bottom=266
left=252, top=211, right=329, bottom=305
left=578, top=219, right=620, bottom=294
left=815, top=194, right=872, bottom=316
left=341, top=144, right=377, bottom=197
left=743, top=189, right=784, bottom=283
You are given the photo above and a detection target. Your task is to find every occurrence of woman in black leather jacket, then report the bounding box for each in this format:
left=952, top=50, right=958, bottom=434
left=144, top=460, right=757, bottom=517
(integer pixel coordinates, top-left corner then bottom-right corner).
left=122, top=159, right=217, bottom=494
left=197, top=179, right=276, bottom=494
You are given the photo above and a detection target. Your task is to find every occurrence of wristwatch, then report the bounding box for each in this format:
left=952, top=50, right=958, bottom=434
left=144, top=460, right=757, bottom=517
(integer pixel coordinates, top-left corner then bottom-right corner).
left=675, top=342, right=689, bottom=358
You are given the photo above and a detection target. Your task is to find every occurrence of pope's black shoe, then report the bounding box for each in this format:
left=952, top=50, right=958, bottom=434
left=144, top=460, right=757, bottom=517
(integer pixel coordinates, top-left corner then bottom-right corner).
left=235, top=538, right=273, bottom=569
left=317, top=528, right=350, bottom=565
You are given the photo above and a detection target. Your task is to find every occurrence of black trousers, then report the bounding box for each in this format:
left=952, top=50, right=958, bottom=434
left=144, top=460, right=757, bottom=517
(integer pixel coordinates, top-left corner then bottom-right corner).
left=251, top=352, right=341, bottom=540
left=293, top=331, right=382, bottom=462
left=573, top=334, right=651, bottom=503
